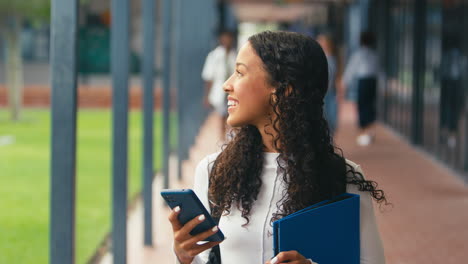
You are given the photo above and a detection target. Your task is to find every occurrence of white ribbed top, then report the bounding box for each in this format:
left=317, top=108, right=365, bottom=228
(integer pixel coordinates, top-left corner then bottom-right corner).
left=183, top=152, right=385, bottom=264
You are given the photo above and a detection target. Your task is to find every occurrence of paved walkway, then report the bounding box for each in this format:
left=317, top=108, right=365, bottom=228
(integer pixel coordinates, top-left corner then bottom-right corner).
left=105, top=102, right=468, bottom=264
left=335, top=103, right=468, bottom=263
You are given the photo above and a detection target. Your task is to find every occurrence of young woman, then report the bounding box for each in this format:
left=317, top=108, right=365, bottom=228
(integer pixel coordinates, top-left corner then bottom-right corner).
left=168, top=31, right=387, bottom=264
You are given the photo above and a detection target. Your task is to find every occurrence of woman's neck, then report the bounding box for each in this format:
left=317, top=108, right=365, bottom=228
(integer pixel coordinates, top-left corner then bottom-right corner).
left=257, top=123, right=279, bottom=153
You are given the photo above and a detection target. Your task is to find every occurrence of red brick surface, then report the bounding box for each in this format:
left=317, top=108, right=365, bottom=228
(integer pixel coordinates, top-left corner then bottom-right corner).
left=335, top=102, right=468, bottom=263
left=0, top=85, right=164, bottom=109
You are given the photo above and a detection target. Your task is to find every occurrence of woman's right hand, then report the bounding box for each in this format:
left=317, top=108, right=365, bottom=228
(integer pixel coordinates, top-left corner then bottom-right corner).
left=168, top=206, right=222, bottom=264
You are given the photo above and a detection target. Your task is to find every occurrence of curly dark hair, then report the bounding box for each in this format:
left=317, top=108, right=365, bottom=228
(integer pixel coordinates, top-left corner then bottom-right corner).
left=209, top=31, right=386, bottom=224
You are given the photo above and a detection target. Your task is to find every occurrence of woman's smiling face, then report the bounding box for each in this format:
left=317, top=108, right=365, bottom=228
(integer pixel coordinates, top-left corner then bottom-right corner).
left=223, top=42, right=275, bottom=128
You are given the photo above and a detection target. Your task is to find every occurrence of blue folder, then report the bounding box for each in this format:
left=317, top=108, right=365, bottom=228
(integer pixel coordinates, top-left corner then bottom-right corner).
left=273, top=193, right=360, bottom=264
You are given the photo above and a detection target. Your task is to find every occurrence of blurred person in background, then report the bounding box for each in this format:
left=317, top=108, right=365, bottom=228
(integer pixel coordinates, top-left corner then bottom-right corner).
left=169, top=31, right=386, bottom=264
left=342, top=32, right=380, bottom=147
left=317, top=33, right=340, bottom=135
left=439, top=36, right=466, bottom=148
left=202, top=29, right=236, bottom=138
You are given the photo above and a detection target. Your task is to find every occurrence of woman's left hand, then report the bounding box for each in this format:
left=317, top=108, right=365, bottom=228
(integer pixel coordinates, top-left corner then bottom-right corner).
left=265, top=250, right=314, bottom=264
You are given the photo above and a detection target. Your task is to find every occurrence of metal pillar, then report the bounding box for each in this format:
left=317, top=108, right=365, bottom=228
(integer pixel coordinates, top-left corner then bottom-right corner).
left=186, top=0, right=198, bottom=157
left=381, top=0, right=391, bottom=123
left=142, top=0, right=155, bottom=246
left=111, top=0, right=130, bottom=262
left=217, top=0, right=227, bottom=32
left=176, top=0, right=185, bottom=180
left=411, top=0, right=426, bottom=145
left=175, top=0, right=218, bottom=180
left=163, top=0, right=172, bottom=189
left=49, top=0, right=79, bottom=263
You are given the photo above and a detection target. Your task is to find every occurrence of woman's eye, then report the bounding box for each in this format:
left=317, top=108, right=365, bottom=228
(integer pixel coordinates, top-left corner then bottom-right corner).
left=236, top=70, right=242, bottom=77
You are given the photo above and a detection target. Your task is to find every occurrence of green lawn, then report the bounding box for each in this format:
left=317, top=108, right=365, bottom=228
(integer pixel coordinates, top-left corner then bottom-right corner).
left=0, top=108, right=175, bottom=264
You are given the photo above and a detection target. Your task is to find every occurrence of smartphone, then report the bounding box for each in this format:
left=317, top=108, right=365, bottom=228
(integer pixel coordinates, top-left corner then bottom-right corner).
left=161, top=189, right=224, bottom=242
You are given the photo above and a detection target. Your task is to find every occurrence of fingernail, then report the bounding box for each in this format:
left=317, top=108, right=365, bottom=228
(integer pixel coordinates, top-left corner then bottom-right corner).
left=212, top=226, right=218, bottom=232
left=270, top=256, right=278, bottom=264
left=174, top=206, right=180, bottom=212
left=198, top=214, right=205, bottom=221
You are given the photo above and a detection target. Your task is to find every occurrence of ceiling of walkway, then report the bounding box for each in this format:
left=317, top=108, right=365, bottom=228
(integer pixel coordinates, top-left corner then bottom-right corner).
left=228, top=0, right=351, bottom=22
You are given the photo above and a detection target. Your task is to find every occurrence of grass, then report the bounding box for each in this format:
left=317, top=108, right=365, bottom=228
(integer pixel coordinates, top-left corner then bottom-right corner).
left=0, top=108, right=176, bottom=264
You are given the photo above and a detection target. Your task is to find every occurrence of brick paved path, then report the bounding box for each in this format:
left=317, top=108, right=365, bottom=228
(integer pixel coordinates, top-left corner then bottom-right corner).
left=335, top=103, right=468, bottom=264
left=102, top=102, right=468, bottom=264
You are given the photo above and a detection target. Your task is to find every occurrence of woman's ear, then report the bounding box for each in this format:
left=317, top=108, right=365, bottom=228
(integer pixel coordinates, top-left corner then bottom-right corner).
left=271, top=91, right=278, bottom=103
left=271, top=84, right=293, bottom=102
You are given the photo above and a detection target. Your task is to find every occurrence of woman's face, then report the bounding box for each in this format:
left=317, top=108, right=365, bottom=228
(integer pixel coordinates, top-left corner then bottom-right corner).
left=223, top=42, right=275, bottom=128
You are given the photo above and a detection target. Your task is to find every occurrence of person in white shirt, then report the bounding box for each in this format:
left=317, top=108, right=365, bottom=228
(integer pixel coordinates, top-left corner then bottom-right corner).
left=342, top=32, right=380, bottom=146
left=202, top=29, right=237, bottom=137
left=439, top=41, right=466, bottom=148
left=169, top=31, right=387, bottom=264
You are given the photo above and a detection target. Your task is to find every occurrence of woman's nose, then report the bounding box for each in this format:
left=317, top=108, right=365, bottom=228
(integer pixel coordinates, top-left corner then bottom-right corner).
left=223, top=78, right=233, bottom=92
left=223, top=83, right=230, bottom=92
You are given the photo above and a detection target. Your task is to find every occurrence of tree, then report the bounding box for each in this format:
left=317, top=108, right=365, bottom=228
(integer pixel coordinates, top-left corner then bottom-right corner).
left=0, top=1, right=50, bottom=121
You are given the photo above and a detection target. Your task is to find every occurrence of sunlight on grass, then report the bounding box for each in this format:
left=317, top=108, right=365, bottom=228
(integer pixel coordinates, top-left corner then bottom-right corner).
left=0, top=108, right=175, bottom=263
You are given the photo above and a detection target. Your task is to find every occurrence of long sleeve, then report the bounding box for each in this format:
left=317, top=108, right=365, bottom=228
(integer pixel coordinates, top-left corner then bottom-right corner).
left=192, top=155, right=215, bottom=263
left=347, top=164, right=386, bottom=264
left=174, top=154, right=219, bottom=264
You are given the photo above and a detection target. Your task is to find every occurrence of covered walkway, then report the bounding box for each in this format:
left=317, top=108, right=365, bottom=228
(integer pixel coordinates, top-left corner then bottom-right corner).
left=110, top=102, right=468, bottom=263
left=336, top=103, right=468, bottom=263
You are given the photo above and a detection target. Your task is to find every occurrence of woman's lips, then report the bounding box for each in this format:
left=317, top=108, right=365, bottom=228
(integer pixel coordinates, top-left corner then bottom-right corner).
left=227, top=98, right=238, bottom=112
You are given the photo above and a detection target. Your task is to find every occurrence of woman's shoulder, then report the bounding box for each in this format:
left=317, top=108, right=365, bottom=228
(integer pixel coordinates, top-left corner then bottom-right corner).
left=344, top=159, right=361, bottom=172
left=204, top=151, right=221, bottom=162
left=344, top=159, right=371, bottom=195
left=196, top=152, right=222, bottom=171
left=344, top=158, right=368, bottom=181
left=193, top=152, right=222, bottom=191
